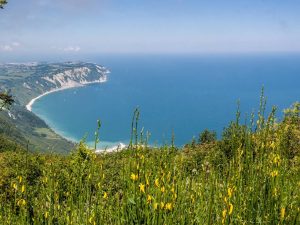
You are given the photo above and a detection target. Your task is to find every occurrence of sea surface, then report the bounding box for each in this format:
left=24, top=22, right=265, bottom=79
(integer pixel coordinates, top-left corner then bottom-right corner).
left=32, top=54, right=300, bottom=148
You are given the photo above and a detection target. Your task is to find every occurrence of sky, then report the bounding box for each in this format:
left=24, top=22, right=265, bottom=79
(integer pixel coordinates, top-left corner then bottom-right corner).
left=1, top=0, right=300, bottom=59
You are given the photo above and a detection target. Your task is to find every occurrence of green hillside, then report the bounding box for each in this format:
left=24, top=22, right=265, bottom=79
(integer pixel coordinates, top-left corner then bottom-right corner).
left=0, top=62, right=108, bottom=153
left=0, top=101, right=299, bottom=224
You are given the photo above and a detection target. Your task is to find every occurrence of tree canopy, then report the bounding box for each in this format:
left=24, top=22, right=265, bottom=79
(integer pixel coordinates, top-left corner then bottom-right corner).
left=0, top=93, right=14, bottom=110
left=0, top=0, right=13, bottom=110
left=0, top=0, right=7, bottom=9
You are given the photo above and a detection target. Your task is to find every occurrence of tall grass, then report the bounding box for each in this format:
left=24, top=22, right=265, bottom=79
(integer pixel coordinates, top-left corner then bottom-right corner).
left=0, top=98, right=299, bottom=224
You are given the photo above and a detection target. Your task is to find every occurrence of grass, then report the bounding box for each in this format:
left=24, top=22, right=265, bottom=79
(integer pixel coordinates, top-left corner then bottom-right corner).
left=0, top=98, right=299, bottom=224
left=34, top=128, right=62, bottom=140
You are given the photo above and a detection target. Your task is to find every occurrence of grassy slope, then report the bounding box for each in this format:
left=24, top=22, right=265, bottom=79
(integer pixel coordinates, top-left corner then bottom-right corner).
left=0, top=107, right=74, bottom=153
left=0, top=102, right=299, bottom=224
left=0, top=134, right=25, bottom=152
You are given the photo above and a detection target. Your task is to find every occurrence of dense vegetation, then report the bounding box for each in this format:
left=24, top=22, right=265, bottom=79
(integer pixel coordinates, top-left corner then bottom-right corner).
left=0, top=97, right=299, bottom=224
left=0, top=0, right=7, bottom=9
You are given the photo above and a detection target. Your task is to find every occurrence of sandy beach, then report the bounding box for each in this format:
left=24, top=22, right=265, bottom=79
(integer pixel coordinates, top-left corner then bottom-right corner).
left=26, top=78, right=107, bottom=112
left=25, top=75, right=114, bottom=152
left=26, top=84, right=82, bottom=111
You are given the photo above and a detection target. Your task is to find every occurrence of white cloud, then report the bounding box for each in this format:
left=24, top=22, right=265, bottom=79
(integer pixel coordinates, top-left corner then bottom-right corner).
left=0, top=42, right=21, bottom=52
left=12, top=42, right=21, bottom=47
left=51, top=45, right=81, bottom=52
left=63, top=46, right=81, bottom=52
left=1, top=45, right=13, bottom=51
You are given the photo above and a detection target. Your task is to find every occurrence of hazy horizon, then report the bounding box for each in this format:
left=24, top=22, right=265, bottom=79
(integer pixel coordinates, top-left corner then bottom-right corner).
left=1, top=0, right=300, bottom=60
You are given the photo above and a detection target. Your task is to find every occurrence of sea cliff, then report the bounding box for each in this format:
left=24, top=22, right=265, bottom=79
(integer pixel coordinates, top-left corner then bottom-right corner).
left=0, top=62, right=109, bottom=153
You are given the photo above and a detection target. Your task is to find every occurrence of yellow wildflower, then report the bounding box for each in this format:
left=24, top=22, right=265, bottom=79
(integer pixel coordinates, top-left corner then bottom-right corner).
left=153, top=202, right=158, bottom=210
left=173, top=193, right=177, bottom=200
left=191, top=194, right=195, bottom=203
left=273, top=155, right=280, bottom=166
left=270, top=170, right=278, bottom=177
left=103, top=192, right=108, bottom=199
left=165, top=202, right=172, bottom=211
left=160, top=202, right=165, bottom=209
left=139, top=183, right=145, bottom=193
left=45, top=212, right=49, bottom=219
left=270, top=141, right=276, bottom=150
left=18, top=176, right=22, bottom=183
left=222, top=209, right=227, bottom=218
left=17, top=199, right=26, bottom=206
left=130, top=173, right=138, bottom=181
left=12, top=183, right=17, bottom=191
left=228, top=203, right=233, bottom=215
left=167, top=172, right=171, bottom=180
left=154, top=178, right=159, bottom=187
left=21, top=185, right=25, bottom=193
left=171, top=187, right=175, bottom=193
left=224, top=196, right=228, bottom=203
left=227, top=187, right=233, bottom=198
left=147, top=195, right=152, bottom=204
left=280, top=207, right=285, bottom=220
left=160, top=186, right=165, bottom=193
left=146, top=176, right=150, bottom=186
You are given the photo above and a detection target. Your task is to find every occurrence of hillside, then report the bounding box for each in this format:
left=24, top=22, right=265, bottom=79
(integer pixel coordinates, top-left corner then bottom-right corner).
left=0, top=62, right=109, bottom=153
left=0, top=102, right=299, bottom=224
left=0, top=62, right=299, bottom=224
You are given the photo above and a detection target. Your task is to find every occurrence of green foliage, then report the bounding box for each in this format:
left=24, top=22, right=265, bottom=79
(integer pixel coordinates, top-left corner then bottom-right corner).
left=0, top=110, right=73, bottom=153
left=279, top=102, right=300, bottom=159
left=198, top=129, right=217, bottom=144
left=0, top=0, right=7, bottom=9
left=284, top=102, right=300, bottom=123
left=0, top=103, right=299, bottom=224
left=0, top=134, right=24, bottom=152
left=0, top=92, right=14, bottom=110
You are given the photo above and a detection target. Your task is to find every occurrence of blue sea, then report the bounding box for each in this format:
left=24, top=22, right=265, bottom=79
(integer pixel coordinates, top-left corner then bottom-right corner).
left=32, top=54, right=300, bottom=148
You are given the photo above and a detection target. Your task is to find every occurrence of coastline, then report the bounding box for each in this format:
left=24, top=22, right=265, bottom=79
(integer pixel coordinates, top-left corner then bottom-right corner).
left=24, top=76, right=128, bottom=152
left=95, top=142, right=127, bottom=153
left=26, top=78, right=107, bottom=112
left=26, top=84, right=82, bottom=111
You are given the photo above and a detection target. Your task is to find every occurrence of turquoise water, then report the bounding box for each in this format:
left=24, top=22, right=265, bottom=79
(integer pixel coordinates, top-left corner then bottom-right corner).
left=32, top=54, right=300, bottom=148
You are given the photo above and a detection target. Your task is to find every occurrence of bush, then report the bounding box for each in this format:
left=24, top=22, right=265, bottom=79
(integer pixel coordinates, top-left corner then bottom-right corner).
left=198, top=129, right=217, bottom=144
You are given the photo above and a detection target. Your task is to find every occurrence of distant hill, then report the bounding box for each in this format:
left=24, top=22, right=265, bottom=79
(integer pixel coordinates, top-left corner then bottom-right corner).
left=0, top=62, right=109, bottom=153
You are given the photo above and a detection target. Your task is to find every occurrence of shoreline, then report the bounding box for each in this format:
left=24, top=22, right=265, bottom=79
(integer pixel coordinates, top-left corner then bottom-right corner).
left=26, top=78, right=107, bottom=112
left=25, top=77, right=127, bottom=152
left=26, top=84, right=82, bottom=111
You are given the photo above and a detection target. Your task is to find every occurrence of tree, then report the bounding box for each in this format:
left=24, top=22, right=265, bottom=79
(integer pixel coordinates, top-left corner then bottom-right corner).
left=0, top=0, right=7, bottom=9
left=0, top=1, right=13, bottom=110
left=0, top=92, right=14, bottom=110
left=198, top=129, right=217, bottom=144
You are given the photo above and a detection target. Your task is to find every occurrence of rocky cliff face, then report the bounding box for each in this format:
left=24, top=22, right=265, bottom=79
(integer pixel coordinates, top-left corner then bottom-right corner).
left=21, top=63, right=109, bottom=96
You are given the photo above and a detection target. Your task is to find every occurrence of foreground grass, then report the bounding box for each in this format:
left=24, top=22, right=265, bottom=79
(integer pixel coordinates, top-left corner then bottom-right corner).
left=0, top=101, right=299, bottom=224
